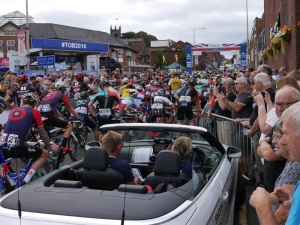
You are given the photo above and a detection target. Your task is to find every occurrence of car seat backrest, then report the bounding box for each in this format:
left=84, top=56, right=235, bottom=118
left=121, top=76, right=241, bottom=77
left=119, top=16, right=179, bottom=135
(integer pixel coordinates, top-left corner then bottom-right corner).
left=82, top=147, right=108, bottom=170
left=154, top=150, right=180, bottom=176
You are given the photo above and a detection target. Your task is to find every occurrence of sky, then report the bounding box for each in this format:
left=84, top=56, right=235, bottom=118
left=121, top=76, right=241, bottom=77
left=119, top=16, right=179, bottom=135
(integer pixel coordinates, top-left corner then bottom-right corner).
left=0, top=0, right=264, bottom=57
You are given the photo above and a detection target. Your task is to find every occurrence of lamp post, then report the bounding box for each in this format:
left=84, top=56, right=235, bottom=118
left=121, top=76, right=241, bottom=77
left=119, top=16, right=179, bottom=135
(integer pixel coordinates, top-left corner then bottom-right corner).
left=246, top=0, right=249, bottom=67
left=26, top=0, right=30, bottom=70
left=193, top=28, right=205, bottom=45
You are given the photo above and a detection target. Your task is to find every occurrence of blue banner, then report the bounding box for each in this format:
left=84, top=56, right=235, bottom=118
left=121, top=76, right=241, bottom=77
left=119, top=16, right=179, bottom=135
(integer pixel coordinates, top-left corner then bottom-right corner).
left=186, top=45, right=192, bottom=73
left=37, top=55, right=55, bottom=67
left=32, top=38, right=109, bottom=53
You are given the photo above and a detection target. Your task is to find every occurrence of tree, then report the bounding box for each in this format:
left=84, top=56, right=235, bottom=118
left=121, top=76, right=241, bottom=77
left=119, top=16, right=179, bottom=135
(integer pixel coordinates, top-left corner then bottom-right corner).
left=121, top=31, right=135, bottom=39
left=120, top=31, right=158, bottom=47
left=156, top=51, right=164, bottom=68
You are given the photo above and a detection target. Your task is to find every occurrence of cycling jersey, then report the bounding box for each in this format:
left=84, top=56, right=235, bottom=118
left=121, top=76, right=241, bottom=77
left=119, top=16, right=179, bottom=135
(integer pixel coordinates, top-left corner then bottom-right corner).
left=121, top=88, right=131, bottom=98
left=119, top=84, right=129, bottom=96
left=9, top=85, right=37, bottom=107
left=75, top=99, right=89, bottom=115
left=136, top=92, right=147, bottom=105
left=153, top=96, right=173, bottom=107
left=170, top=78, right=182, bottom=91
left=70, top=81, right=89, bottom=94
left=121, top=96, right=140, bottom=111
left=92, top=90, right=120, bottom=109
left=145, top=85, right=159, bottom=97
left=38, top=92, right=71, bottom=113
left=1, top=107, right=43, bottom=146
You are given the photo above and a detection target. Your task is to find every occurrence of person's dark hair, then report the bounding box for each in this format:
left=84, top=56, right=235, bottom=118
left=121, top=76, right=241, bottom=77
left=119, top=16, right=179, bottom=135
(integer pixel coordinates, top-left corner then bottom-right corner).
left=263, top=65, right=272, bottom=76
left=248, top=67, right=255, bottom=73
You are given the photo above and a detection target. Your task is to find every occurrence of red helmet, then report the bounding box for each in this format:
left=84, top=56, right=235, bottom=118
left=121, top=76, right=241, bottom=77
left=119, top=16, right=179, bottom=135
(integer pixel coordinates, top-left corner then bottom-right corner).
left=17, top=74, right=28, bottom=82
left=75, top=72, right=84, bottom=80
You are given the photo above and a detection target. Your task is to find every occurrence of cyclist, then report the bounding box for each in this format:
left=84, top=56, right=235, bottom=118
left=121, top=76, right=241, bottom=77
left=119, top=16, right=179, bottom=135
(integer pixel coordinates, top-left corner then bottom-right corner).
left=0, top=97, right=6, bottom=131
left=135, top=85, right=148, bottom=122
left=38, top=81, right=82, bottom=151
left=169, top=73, right=182, bottom=93
left=0, top=93, right=58, bottom=185
left=75, top=91, right=99, bottom=141
left=6, top=74, right=36, bottom=108
left=174, top=78, right=200, bottom=126
left=69, top=72, right=95, bottom=99
left=88, top=80, right=123, bottom=127
left=148, top=89, right=174, bottom=124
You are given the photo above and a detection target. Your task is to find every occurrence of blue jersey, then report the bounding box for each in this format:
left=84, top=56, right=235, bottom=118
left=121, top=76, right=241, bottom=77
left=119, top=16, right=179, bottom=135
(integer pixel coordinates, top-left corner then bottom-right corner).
left=75, top=99, right=89, bottom=116
left=1, top=107, right=43, bottom=146
left=39, top=92, right=71, bottom=113
left=109, top=157, right=134, bottom=182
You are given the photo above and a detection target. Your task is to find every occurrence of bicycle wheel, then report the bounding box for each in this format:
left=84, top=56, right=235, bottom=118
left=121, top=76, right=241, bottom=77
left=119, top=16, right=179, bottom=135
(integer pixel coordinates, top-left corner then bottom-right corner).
left=68, top=135, right=86, bottom=161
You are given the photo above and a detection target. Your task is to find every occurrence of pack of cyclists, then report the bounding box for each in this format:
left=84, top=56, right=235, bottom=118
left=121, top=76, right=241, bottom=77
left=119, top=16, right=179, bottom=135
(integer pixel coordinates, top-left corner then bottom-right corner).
left=0, top=70, right=215, bottom=186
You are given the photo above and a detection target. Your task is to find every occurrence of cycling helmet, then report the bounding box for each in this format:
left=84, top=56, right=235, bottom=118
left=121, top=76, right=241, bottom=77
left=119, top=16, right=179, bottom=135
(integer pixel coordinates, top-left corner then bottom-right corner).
left=0, top=97, right=7, bottom=110
left=188, top=78, right=197, bottom=85
left=80, top=91, right=89, bottom=99
left=129, top=89, right=138, bottom=97
left=23, top=92, right=38, bottom=104
left=75, top=72, right=84, bottom=80
left=55, top=81, right=68, bottom=90
left=154, top=82, right=160, bottom=87
left=157, top=89, right=165, bottom=96
left=180, top=75, right=185, bottom=79
left=149, top=80, right=155, bottom=85
left=101, top=79, right=109, bottom=86
left=17, top=74, right=28, bottom=82
left=109, top=80, right=116, bottom=86
left=136, top=85, right=143, bottom=92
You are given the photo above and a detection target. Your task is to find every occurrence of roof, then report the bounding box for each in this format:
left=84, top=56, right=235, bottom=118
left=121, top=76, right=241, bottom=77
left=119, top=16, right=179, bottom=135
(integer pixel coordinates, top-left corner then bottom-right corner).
left=164, top=62, right=186, bottom=70
left=140, top=47, right=150, bottom=56
left=0, top=10, right=34, bottom=26
left=21, top=23, right=134, bottom=49
left=121, top=38, right=143, bottom=44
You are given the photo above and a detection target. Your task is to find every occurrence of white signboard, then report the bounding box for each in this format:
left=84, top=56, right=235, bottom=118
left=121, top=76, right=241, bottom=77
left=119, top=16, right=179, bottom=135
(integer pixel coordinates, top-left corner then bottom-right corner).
left=8, top=52, right=26, bottom=72
left=87, top=55, right=97, bottom=71
left=192, top=51, right=202, bottom=56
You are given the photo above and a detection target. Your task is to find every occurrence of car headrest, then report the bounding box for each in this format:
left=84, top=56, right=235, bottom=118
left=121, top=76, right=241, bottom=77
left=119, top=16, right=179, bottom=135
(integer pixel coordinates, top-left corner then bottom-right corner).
left=154, top=150, right=180, bottom=176
left=83, top=147, right=109, bottom=170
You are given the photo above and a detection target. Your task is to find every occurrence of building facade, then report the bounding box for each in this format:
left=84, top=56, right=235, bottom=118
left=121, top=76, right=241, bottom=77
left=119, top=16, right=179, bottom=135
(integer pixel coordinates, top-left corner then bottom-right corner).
left=263, top=0, right=300, bottom=70
left=248, top=17, right=265, bottom=69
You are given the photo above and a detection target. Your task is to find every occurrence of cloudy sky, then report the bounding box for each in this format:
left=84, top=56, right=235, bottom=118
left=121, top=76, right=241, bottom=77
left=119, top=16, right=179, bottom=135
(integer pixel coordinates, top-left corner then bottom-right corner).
left=1, top=0, right=264, bottom=50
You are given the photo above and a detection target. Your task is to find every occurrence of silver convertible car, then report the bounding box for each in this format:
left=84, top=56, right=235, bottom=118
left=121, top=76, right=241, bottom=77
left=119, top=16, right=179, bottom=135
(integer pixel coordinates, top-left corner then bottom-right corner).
left=0, top=124, right=245, bottom=225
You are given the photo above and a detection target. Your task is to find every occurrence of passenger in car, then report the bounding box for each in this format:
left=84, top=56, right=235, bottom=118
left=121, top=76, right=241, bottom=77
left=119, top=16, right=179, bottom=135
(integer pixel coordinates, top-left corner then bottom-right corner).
left=170, top=137, right=193, bottom=177
left=102, top=130, right=141, bottom=185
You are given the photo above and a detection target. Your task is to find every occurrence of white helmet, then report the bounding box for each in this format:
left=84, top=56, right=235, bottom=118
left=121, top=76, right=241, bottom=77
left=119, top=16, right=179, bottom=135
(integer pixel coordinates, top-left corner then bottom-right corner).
left=55, top=81, right=68, bottom=90
left=129, top=89, right=138, bottom=97
left=23, top=92, right=38, bottom=104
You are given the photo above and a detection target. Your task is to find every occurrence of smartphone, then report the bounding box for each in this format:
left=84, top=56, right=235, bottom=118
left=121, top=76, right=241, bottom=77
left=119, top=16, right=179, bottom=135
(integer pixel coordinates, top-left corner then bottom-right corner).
left=219, top=86, right=226, bottom=95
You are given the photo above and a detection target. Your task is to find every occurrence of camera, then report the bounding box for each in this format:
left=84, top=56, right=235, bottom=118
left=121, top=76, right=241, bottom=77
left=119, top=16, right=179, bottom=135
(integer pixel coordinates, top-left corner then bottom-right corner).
left=248, top=95, right=254, bottom=100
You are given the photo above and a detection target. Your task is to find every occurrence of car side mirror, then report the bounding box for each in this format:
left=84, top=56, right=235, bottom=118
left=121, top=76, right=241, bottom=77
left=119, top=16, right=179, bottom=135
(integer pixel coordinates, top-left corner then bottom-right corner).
left=227, top=146, right=242, bottom=159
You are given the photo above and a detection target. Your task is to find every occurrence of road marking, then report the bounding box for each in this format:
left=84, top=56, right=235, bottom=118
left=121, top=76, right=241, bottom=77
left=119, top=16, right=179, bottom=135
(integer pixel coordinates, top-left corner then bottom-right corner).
left=239, top=204, right=247, bottom=225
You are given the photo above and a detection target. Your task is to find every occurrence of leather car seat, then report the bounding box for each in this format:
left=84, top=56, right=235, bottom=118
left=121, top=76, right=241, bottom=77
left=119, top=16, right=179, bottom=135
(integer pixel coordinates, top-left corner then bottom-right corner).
left=144, top=150, right=191, bottom=189
left=78, top=147, right=125, bottom=190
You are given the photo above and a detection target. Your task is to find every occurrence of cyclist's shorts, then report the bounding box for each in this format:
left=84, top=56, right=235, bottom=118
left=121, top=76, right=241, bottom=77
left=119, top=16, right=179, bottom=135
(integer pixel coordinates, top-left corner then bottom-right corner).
left=3, top=145, right=43, bottom=159
left=81, top=115, right=97, bottom=129
left=41, top=113, right=69, bottom=128
left=96, top=115, right=113, bottom=128
left=177, top=106, right=193, bottom=122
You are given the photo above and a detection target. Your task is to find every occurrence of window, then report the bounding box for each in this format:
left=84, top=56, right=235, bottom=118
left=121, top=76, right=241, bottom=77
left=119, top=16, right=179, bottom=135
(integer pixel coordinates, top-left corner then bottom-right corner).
left=118, top=48, right=123, bottom=58
left=7, top=40, right=15, bottom=51
left=112, top=52, right=116, bottom=59
left=126, top=50, right=131, bottom=62
left=102, top=52, right=108, bottom=57
left=0, top=40, right=3, bottom=51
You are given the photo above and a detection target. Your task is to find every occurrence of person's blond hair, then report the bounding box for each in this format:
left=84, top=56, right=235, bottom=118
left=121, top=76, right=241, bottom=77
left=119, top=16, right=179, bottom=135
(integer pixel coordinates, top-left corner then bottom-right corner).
left=102, top=130, right=122, bottom=154
left=172, top=137, right=193, bottom=161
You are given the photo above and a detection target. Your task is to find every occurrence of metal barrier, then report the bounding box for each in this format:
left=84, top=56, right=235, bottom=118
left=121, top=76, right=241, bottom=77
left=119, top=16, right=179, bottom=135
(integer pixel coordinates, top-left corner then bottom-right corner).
left=203, top=113, right=255, bottom=180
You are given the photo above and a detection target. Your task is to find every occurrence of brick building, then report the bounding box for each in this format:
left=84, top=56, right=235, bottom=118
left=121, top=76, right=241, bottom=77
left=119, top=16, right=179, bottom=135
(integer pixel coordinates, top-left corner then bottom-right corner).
left=0, top=21, right=21, bottom=58
left=248, top=17, right=265, bottom=69
left=121, top=38, right=150, bottom=65
left=263, top=0, right=300, bottom=71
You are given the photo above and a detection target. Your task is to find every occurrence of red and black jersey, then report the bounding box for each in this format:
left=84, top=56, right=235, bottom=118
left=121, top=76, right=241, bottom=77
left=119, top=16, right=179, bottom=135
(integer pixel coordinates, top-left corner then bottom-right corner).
left=2, top=107, right=43, bottom=145
left=9, top=85, right=37, bottom=107
left=92, top=90, right=120, bottom=109
left=70, top=81, right=89, bottom=94
left=38, top=92, right=71, bottom=113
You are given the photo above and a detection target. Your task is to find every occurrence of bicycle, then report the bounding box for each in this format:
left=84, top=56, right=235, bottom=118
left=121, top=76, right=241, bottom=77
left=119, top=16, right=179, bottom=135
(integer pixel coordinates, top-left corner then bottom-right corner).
left=0, top=142, right=38, bottom=196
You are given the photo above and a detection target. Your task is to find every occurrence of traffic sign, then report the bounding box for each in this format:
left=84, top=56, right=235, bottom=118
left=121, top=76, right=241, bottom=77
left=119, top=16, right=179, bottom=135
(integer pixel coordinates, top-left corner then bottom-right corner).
left=37, top=55, right=55, bottom=67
